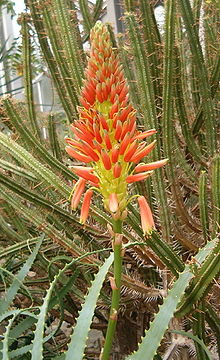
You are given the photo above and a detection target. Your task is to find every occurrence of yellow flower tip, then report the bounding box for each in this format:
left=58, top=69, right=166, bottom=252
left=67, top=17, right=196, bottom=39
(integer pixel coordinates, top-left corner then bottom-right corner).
left=138, top=196, right=155, bottom=235
left=80, top=189, right=93, bottom=224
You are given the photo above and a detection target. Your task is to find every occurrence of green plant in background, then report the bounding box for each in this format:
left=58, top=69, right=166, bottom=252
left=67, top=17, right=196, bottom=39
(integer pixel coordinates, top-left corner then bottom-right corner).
left=0, top=0, right=219, bottom=359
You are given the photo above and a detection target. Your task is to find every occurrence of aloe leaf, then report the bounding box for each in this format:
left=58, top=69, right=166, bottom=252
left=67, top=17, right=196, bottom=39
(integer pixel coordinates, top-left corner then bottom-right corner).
left=9, top=345, right=33, bottom=359
left=64, top=253, right=114, bottom=360
left=0, top=235, right=43, bottom=315
left=0, top=310, right=38, bottom=324
left=31, top=251, right=113, bottom=360
left=1, top=314, right=17, bottom=360
left=9, top=316, right=37, bottom=341
left=125, top=238, right=217, bottom=360
left=171, top=330, right=212, bottom=360
left=0, top=237, right=44, bottom=260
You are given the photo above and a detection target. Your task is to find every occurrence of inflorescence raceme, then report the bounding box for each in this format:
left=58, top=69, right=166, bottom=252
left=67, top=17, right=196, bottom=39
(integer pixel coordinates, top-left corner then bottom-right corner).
left=65, top=21, right=167, bottom=234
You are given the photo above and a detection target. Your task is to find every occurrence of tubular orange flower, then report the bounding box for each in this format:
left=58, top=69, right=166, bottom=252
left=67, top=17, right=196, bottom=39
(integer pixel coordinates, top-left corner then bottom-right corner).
left=65, top=21, right=167, bottom=226
left=134, top=159, right=168, bottom=173
left=80, top=189, right=93, bottom=224
left=138, top=196, right=155, bottom=235
left=71, top=178, right=86, bottom=210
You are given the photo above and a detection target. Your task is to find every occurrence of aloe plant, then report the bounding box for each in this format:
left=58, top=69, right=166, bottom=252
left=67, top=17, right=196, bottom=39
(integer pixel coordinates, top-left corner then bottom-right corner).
left=0, top=0, right=219, bottom=359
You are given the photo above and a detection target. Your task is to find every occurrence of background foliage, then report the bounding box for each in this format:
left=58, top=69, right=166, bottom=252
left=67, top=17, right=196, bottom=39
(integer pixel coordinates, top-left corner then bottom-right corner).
left=0, top=0, right=219, bottom=359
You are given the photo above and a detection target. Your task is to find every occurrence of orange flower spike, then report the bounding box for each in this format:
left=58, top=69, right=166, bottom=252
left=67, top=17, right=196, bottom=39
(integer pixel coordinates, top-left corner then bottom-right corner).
left=71, top=178, right=86, bottom=210
left=138, top=196, right=155, bottom=235
left=80, top=189, right=93, bottom=224
left=65, top=21, right=167, bottom=224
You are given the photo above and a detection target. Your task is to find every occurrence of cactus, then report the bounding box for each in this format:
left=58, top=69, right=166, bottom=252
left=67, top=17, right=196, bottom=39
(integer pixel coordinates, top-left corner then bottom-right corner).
left=0, top=0, right=219, bottom=359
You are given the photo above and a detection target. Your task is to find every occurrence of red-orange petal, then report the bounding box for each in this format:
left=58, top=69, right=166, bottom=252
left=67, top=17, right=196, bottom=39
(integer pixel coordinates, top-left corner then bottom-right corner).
left=119, top=133, right=131, bottom=155
left=104, top=130, right=112, bottom=150
left=71, top=178, right=86, bottom=210
left=80, top=189, right=93, bottom=224
left=115, top=120, right=122, bottom=140
left=132, top=129, right=157, bottom=141
left=101, top=150, right=112, bottom=170
left=124, top=141, right=138, bottom=162
left=126, top=171, right=153, bottom=183
left=134, top=159, right=168, bottom=173
left=138, top=196, right=155, bottom=235
left=72, top=168, right=99, bottom=184
left=80, top=141, right=100, bottom=161
left=130, top=140, right=156, bottom=163
left=71, top=165, right=94, bottom=172
left=99, top=114, right=109, bottom=131
left=93, top=123, right=102, bottom=143
left=113, top=163, right=122, bottom=178
left=66, top=146, right=93, bottom=163
left=111, top=146, right=120, bottom=163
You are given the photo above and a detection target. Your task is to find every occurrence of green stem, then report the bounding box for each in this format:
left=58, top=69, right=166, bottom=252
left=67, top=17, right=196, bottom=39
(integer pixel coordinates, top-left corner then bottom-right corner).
left=101, top=218, right=123, bottom=360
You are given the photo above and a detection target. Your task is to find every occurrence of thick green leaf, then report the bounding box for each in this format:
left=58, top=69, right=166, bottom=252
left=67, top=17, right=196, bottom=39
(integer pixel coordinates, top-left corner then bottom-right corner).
left=0, top=236, right=43, bottom=315
left=65, top=253, right=114, bottom=360
left=125, top=238, right=217, bottom=360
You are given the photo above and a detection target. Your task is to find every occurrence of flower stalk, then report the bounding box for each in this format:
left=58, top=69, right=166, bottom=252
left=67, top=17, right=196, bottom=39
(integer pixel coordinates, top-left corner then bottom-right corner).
left=101, top=219, right=123, bottom=360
